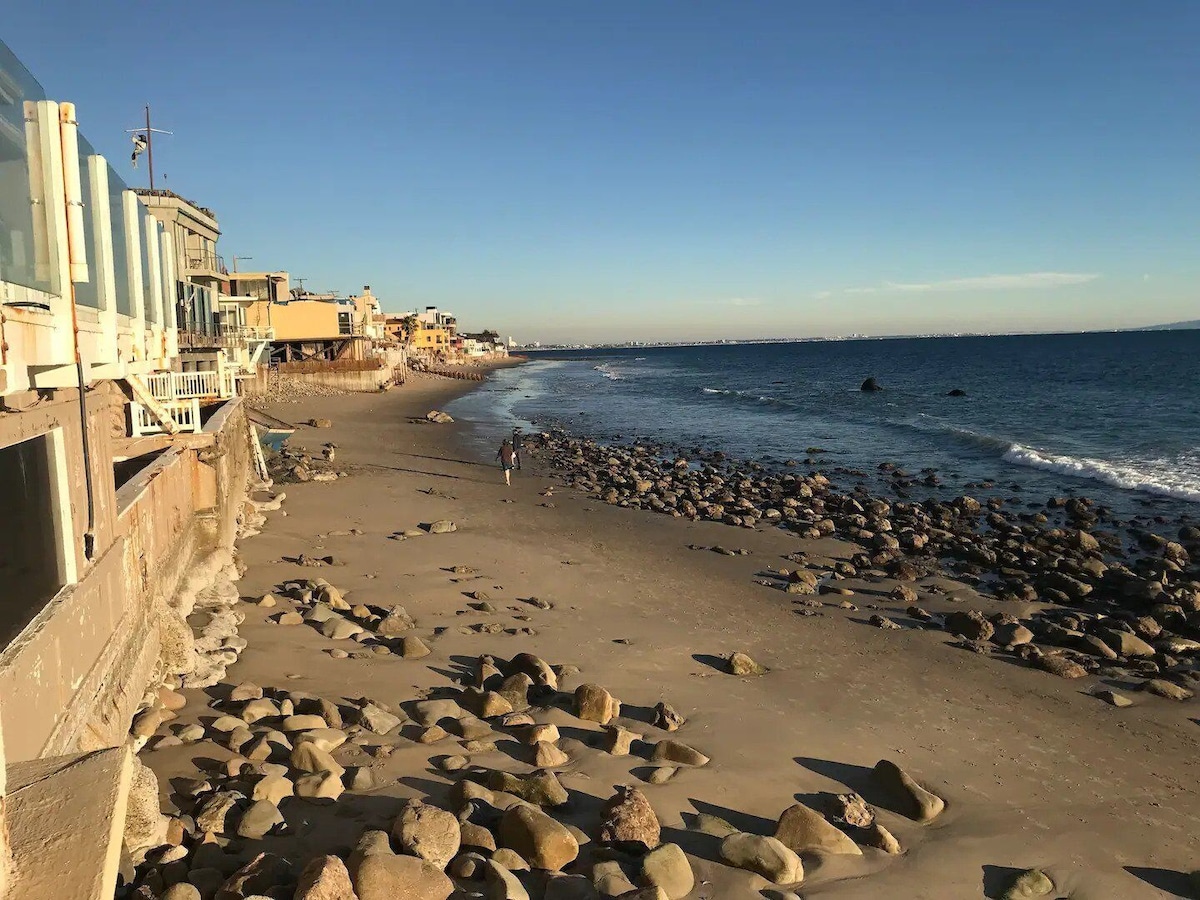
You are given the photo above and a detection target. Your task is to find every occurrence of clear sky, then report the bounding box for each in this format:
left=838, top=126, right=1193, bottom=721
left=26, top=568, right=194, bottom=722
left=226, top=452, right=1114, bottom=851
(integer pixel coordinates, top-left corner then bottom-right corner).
left=5, top=2, right=1197, bottom=342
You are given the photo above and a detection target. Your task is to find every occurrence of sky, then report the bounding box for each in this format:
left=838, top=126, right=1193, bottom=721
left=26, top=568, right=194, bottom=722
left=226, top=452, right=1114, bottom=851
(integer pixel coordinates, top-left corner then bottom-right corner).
left=5, top=2, right=1197, bottom=342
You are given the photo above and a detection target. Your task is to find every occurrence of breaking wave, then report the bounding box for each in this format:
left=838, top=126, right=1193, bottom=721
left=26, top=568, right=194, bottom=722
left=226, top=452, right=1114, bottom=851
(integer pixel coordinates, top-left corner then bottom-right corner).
left=593, top=364, right=624, bottom=381
left=1001, top=445, right=1200, bottom=502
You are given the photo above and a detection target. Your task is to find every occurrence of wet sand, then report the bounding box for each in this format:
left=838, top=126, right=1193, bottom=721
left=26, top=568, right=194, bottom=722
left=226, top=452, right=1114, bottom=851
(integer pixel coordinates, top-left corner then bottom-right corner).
left=145, top=371, right=1199, bottom=899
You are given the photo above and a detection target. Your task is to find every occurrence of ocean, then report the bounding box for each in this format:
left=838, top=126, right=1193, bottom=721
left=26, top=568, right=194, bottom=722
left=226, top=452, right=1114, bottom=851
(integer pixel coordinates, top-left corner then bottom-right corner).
left=447, top=331, right=1200, bottom=522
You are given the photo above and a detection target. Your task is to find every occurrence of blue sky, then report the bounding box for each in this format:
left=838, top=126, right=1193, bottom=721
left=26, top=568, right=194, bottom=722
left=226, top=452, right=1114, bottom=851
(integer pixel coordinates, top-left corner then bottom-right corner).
left=6, top=2, right=1197, bottom=341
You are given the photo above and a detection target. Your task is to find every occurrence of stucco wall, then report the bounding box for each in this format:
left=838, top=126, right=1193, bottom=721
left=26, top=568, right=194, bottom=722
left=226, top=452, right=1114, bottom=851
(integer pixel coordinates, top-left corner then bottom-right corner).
left=0, top=394, right=252, bottom=763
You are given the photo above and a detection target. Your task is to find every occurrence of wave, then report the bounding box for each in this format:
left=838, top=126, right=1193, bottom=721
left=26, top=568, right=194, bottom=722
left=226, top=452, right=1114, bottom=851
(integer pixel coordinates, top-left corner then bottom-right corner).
left=593, top=363, right=624, bottom=381
left=1002, top=445, right=1200, bottom=502
left=700, top=386, right=803, bottom=408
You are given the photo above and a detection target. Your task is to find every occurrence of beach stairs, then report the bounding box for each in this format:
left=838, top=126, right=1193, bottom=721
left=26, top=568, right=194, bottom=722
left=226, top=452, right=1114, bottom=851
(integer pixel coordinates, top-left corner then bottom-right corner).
left=126, top=369, right=237, bottom=437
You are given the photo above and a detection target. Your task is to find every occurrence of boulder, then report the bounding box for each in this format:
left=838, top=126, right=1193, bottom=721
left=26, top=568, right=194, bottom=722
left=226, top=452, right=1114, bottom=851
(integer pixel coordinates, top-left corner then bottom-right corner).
left=825, top=793, right=874, bottom=828
left=574, top=684, right=620, bottom=724
left=393, top=799, right=461, bottom=870
left=945, top=610, right=994, bottom=642
left=652, top=702, right=685, bottom=731
left=719, top=833, right=803, bottom=884
left=428, top=520, right=457, bottom=534
left=649, top=740, right=709, bottom=767
left=861, top=823, right=901, bottom=854
left=487, top=771, right=569, bottom=807
left=727, top=651, right=765, bottom=676
left=1141, top=678, right=1194, bottom=701
left=544, top=874, right=602, bottom=899
left=872, top=760, right=944, bottom=822
left=639, top=843, right=693, bottom=899
left=235, top=800, right=284, bottom=840
left=426, top=410, right=454, bottom=424
left=498, top=805, right=580, bottom=871
left=1035, top=654, right=1088, bottom=679
left=291, top=742, right=345, bottom=777
left=860, top=377, right=882, bottom=392
left=352, top=853, right=454, bottom=900
left=774, top=803, right=861, bottom=856
left=598, top=786, right=660, bottom=850
left=218, top=852, right=293, bottom=900
left=295, top=855, right=355, bottom=900
left=484, top=859, right=530, bottom=899
left=1000, top=868, right=1055, bottom=899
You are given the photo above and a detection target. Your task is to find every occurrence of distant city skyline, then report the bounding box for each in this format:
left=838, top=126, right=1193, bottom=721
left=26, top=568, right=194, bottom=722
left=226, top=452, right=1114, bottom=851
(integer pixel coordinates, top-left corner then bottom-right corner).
left=6, top=1, right=1197, bottom=342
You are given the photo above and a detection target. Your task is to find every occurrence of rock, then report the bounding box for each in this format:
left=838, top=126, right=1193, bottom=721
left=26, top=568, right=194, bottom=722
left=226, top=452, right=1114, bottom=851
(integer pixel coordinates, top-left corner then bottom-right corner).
left=229, top=681, right=264, bottom=702
left=236, top=800, right=284, bottom=839
left=774, top=803, right=861, bottom=856
left=252, top=774, right=295, bottom=805
left=639, top=843, right=693, bottom=899
left=947, top=388, right=967, bottom=397
left=543, top=874, right=602, bottom=899
left=1100, top=629, right=1156, bottom=658
left=240, top=698, right=280, bottom=724
left=309, top=418, right=332, bottom=428
left=277, top=611, right=304, bottom=625
left=460, top=821, right=498, bottom=852
left=945, top=609, right=994, bottom=641
left=348, top=766, right=377, bottom=791
left=860, top=377, right=882, bottom=392
left=428, top=520, right=458, bottom=534
left=526, top=723, right=561, bottom=745
left=292, top=742, right=346, bottom=777
left=534, top=741, right=571, bottom=767
left=131, top=707, right=163, bottom=739
left=195, top=791, right=241, bottom=836
left=400, top=635, right=431, bottom=659
left=825, top=793, right=875, bottom=829
left=377, top=609, right=415, bottom=636
left=1141, top=678, right=1194, bottom=701
left=498, top=804, right=580, bottom=871
left=295, top=772, right=345, bottom=800
left=426, top=410, right=454, bottom=424
left=484, top=859, right=530, bottom=899
left=487, top=771, right=569, bottom=807
left=719, top=832, right=803, bottom=884
left=1000, top=868, right=1055, bottom=899
left=574, top=683, right=620, bottom=724
left=492, top=848, right=530, bottom=871
left=295, top=855, right=355, bottom=900
left=862, top=822, right=901, bottom=854
left=392, top=800, right=461, bottom=870
left=993, top=622, right=1034, bottom=647
left=510, top=652, right=559, bottom=689
left=645, top=767, right=676, bottom=785
left=592, top=859, right=636, bottom=897
left=599, top=786, right=660, bottom=850
left=727, top=651, right=765, bottom=676
left=440, top=755, right=469, bottom=772
left=413, top=699, right=467, bottom=726
left=872, top=760, right=944, bottom=822
left=419, top=725, right=449, bottom=744
left=1035, top=654, right=1088, bottom=679
left=123, top=758, right=169, bottom=861
left=320, top=616, right=365, bottom=640
left=869, top=615, right=901, bottom=630
left=352, top=853, right=454, bottom=900
left=603, top=725, right=641, bottom=756
left=219, top=852, right=293, bottom=900
left=357, top=703, right=403, bottom=735
left=296, top=728, right=348, bottom=752
left=1093, top=689, right=1133, bottom=708
left=650, top=740, right=709, bottom=767
left=652, top=702, right=685, bottom=732
left=161, top=885, right=202, bottom=900
left=498, top=673, right=535, bottom=712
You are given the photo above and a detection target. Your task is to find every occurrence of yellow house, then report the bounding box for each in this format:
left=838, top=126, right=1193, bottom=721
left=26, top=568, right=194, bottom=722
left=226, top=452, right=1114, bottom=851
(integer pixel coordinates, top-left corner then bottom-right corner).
left=413, top=321, right=450, bottom=351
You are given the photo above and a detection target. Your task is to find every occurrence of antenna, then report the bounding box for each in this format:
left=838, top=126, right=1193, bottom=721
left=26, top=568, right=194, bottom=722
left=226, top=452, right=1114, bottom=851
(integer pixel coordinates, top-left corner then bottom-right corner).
left=126, top=105, right=173, bottom=190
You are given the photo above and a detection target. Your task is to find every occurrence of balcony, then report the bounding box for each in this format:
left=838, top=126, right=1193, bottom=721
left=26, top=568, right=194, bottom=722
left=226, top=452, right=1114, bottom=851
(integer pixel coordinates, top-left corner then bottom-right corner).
left=184, top=252, right=229, bottom=281
left=219, top=324, right=275, bottom=346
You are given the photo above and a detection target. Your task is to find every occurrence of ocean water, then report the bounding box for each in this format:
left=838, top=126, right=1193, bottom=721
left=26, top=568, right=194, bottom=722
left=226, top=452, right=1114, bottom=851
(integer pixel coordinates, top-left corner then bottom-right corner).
left=447, top=331, right=1200, bottom=521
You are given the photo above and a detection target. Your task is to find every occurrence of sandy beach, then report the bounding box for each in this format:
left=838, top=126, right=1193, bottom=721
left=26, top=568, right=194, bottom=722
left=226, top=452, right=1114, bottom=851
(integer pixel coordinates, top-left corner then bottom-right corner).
left=139, top=369, right=1199, bottom=900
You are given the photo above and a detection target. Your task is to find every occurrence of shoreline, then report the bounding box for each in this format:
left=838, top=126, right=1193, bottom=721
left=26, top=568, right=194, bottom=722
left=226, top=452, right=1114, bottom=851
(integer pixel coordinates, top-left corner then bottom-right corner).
left=134, top=370, right=1200, bottom=900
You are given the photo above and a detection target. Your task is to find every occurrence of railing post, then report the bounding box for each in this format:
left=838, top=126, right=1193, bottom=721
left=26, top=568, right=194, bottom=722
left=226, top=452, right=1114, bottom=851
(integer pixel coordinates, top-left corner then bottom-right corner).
left=87, top=154, right=118, bottom=362
left=34, top=100, right=72, bottom=358
left=122, top=191, right=146, bottom=362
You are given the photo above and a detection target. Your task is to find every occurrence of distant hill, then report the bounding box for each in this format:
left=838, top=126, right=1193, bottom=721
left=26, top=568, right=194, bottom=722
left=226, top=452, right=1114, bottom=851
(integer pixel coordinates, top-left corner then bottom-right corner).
left=1139, top=319, right=1200, bottom=331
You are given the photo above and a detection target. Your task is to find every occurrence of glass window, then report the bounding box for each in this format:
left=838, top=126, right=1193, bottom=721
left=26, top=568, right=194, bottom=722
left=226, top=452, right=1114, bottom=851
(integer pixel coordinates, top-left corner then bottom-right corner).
left=73, top=134, right=99, bottom=308
left=0, top=40, right=52, bottom=293
left=139, top=206, right=155, bottom=323
left=107, top=163, right=133, bottom=316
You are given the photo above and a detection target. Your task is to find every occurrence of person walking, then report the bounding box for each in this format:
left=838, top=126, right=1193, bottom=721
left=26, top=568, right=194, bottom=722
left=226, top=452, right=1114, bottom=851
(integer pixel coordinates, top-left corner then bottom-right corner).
left=511, top=427, right=522, bottom=470
left=497, top=438, right=516, bottom=486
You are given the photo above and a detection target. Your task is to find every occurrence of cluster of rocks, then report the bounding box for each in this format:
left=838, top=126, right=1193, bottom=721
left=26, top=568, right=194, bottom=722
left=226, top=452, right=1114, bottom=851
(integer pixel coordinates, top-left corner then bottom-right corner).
left=425, top=409, right=455, bottom=424
left=266, top=577, right=433, bottom=661
left=248, top=376, right=353, bottom=403
left=125, top=641, right=969, bottom=900
left=526, top=432, right=1200, bottom=696
left=266, top=442, right=346, bottom=485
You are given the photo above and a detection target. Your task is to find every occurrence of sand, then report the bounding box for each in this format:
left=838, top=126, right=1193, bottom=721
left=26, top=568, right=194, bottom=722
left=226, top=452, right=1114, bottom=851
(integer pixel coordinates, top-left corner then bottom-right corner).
left=143, top=370, right=1200, bottom=899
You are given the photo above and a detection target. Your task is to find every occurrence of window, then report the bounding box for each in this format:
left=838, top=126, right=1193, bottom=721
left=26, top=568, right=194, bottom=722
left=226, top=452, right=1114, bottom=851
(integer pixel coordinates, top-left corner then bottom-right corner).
left=338, top=311, right=352, bottom=335
left=0, top=429, right=75, bottom=644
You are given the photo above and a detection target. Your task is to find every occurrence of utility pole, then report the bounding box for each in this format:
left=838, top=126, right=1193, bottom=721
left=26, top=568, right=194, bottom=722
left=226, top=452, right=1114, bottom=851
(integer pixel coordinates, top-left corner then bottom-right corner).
left=126, top=105, right=173, bottom=190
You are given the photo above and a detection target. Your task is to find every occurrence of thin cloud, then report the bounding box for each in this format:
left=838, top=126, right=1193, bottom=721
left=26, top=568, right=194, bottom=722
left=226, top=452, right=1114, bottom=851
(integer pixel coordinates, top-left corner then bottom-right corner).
left=724, top=297, right=763, bottom=307
left=829, top=272, right=1100, bottom=296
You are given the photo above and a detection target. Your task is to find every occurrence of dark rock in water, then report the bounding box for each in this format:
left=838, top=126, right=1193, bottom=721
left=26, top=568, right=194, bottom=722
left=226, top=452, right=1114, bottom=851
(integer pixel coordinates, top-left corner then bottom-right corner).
left=947, top=388, right=967, bottom=397
left=860, top=377, right=883, bottom=392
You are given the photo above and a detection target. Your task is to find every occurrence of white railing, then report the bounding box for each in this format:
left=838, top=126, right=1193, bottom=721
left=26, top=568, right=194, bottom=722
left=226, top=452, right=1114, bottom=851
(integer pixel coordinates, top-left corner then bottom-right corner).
left=219, top=324, right=274, bottom=343
left=130, top=398, right=201, bottom=436
left=143, top=369, right=235, bottom=402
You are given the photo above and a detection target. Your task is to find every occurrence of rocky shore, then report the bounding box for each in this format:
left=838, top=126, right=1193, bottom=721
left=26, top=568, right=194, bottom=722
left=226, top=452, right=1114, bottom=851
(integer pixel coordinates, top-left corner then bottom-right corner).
left=118, top=378, right=1200, bottom=900
left=527, top=430, right=1200, bottom=702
